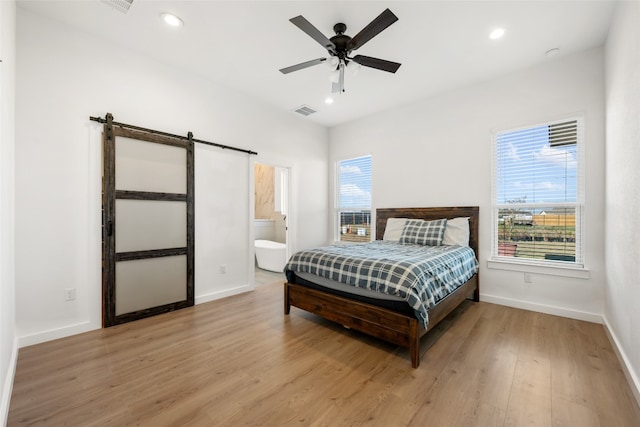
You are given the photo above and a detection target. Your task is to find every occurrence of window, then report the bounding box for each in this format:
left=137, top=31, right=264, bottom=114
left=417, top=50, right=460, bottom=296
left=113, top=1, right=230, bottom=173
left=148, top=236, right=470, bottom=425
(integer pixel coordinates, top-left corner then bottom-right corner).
left=336, top=155, right=372, bottom=243
left=492, top=118, right=584, bottom=266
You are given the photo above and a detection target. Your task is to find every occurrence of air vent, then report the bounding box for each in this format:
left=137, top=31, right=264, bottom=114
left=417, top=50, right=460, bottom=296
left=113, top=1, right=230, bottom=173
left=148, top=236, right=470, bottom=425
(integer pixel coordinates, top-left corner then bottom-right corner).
left=293, top=105, right=317, bottom=117
left=101, top=0, right=134, bottom=14
left=548, top=120, right=578, bottom=147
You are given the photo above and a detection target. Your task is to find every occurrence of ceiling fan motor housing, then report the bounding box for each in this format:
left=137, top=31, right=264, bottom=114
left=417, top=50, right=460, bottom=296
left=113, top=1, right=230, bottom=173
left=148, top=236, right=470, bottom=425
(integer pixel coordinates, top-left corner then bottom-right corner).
left=333, top=23, right=347, bottom=35
left=330, top=24, right=352, bottom=60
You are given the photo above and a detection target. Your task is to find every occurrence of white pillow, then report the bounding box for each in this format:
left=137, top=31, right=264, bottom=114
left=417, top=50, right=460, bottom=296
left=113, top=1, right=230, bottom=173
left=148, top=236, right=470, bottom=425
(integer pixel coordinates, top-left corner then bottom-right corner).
left=442, top=217, right=470, bottom=246
left=382, top=218, right=407, bottom=242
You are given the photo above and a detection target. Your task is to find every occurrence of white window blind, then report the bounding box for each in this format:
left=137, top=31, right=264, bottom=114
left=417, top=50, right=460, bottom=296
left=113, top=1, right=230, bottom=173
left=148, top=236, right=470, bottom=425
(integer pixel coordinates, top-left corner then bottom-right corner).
left=493, top=118, right=584, bottom=265
left=337, top=155, right=372, bottom=243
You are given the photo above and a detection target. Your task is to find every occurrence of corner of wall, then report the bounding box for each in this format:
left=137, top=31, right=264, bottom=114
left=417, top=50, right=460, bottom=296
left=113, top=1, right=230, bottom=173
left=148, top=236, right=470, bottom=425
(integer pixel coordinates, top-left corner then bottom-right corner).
left=0, top=0, right=17, bottom=424
left=603, top=0, right=640, bottom=413
left=602, top=316, right=640, bottom=409
left=0, top=338, right=18, bottom=426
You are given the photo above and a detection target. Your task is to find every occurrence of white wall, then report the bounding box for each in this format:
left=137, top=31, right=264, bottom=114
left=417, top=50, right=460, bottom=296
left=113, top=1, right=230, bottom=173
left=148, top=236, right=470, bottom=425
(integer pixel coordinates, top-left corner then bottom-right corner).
left=0, top=0, right=17, bottom=423
left=604, top=0, right=640, bottom=403
left=330, top=48, right=606, bottom=322
left=15, top=7, right=328, bottom=345
left=194, top=145, right=251, bottom=304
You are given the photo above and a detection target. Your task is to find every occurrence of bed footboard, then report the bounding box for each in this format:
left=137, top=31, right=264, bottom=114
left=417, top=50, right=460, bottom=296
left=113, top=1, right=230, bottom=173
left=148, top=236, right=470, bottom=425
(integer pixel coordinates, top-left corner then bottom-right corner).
left=285, top=281, right=425, bottom=367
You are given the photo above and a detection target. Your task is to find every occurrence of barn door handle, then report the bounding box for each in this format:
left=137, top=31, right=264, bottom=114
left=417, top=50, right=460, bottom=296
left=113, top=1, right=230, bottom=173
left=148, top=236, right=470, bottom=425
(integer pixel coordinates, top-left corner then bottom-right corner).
left=108, top=220, right=113, bottom=237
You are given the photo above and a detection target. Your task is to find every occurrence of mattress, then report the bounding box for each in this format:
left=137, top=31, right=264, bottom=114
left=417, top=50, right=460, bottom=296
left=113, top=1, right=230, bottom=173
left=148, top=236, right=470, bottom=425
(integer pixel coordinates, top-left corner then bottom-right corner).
left=288, top=271, right=416, bottom=317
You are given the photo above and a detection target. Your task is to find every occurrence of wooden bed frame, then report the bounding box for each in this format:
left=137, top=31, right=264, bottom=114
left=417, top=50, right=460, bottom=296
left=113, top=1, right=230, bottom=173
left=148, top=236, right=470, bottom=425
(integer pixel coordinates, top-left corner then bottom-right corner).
left=284, top=206, right=480, bottom=368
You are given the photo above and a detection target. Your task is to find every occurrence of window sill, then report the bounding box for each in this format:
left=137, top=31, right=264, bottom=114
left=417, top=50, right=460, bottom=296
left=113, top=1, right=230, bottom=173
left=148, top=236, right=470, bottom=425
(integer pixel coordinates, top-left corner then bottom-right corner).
left=487, top=258, right=591, bottom=279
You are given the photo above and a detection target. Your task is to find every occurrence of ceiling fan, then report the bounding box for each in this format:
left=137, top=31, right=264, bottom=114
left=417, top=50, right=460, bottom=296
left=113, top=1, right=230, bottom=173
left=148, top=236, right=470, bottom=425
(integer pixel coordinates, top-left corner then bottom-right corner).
left=279, top=8, right=401, bottom=94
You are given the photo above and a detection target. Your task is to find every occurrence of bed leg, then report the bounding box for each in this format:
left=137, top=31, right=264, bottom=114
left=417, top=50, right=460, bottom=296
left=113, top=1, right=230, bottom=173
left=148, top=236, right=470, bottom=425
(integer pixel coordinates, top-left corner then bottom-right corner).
left=409, top=321, right=420, bottom=368
left=284, top=282, right=291, bottom=315
left=473, top=274, right=480, bottom=302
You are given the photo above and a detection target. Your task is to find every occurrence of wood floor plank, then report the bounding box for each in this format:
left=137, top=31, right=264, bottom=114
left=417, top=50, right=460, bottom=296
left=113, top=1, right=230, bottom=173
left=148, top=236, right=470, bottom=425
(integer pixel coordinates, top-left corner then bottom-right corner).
left=504, top=356, right=552, bottom=426
left=8, top=283, right=640, bottom=426
left=452, top=397, right=506, bottom=427
left=549, top=317, right=601, bottom=426
left=552, top=396, right=601, bottom=427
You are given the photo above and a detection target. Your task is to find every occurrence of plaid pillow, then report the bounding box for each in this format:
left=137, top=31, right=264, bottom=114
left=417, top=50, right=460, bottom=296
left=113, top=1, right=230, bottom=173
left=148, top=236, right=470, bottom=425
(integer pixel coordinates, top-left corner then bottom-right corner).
left=399, top=218, right=448, bottom=246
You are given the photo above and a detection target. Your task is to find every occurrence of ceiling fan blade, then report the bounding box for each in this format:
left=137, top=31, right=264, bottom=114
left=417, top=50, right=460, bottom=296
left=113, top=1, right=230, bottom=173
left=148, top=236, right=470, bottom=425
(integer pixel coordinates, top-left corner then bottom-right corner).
left=351, top=55, right=401, bottom=73
left=279, top=58, right=327, bottom=74
left=290, top=15, right=336, bottom=53
left=348, top=9, right=398, bottom=51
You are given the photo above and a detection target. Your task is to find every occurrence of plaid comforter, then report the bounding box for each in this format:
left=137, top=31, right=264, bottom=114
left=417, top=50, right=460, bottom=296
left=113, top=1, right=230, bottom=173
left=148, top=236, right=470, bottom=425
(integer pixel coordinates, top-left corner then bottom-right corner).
left=285, top=241, right=478, bottom=328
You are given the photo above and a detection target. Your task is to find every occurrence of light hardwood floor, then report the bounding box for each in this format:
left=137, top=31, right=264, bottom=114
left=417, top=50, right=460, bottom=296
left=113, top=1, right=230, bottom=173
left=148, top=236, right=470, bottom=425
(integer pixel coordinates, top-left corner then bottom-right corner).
left=255, top=266, right=286, bottom=286
left=8, top=281, right=640, bottom=426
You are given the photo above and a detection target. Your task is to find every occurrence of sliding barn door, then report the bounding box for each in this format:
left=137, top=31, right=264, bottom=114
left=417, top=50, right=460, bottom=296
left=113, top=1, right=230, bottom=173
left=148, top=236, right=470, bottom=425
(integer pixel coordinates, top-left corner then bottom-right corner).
left=102, top=117, right=194, bottom=327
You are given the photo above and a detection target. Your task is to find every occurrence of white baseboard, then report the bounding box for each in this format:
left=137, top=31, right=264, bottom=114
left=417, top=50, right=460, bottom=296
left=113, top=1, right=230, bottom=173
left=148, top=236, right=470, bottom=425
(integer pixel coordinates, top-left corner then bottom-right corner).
left=195, top=284, right=253, bottom=305
left=480, top=293, right=603, bottom=324
left=17, top=321, right=99, bottom=348
left=16, top=285, right=254, bottom=348
left=602, top=317, right=640, bottom=409
left=1, top=337, right=18, bottom=427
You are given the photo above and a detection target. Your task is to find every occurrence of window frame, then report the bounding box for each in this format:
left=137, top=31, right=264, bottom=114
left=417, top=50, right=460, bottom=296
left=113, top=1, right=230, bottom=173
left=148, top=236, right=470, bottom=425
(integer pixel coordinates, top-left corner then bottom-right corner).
left=489, top=116, right=589, bottom=277
left=335, top=155, right=372, bottom=244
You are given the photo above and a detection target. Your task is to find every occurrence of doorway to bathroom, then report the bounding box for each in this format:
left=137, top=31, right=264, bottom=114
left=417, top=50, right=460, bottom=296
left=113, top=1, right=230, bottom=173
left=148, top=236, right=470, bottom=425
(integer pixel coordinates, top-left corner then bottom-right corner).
left=254, top=163, right=290, bottom=286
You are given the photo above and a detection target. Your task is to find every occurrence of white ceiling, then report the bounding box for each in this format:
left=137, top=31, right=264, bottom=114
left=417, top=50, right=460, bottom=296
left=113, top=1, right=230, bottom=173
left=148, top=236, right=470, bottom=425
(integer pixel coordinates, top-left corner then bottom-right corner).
left=17, top=0, right=616, bottom=127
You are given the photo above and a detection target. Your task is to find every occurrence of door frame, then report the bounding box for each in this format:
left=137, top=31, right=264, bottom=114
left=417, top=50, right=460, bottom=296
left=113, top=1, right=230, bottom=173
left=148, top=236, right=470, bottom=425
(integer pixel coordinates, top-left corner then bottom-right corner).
left=102, top=120, right=194, bottom=327
left=250, top=159, right=293, bottom=282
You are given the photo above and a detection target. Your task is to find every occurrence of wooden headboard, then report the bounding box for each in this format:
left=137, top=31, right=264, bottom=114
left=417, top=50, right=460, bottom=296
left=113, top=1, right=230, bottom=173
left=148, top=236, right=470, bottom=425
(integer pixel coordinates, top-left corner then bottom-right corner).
left=376, top=207, right=479, bottom=257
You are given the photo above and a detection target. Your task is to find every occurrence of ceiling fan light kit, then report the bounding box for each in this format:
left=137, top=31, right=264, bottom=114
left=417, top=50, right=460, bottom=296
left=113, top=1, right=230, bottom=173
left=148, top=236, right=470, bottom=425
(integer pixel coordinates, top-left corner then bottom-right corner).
left=328, top=68, right=341, bottom=83
left=279, top=8, right=401, bottom=95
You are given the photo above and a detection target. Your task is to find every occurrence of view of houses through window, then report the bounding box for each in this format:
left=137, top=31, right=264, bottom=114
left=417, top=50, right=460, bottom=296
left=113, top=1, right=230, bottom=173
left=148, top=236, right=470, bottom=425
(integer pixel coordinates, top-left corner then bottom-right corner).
left=494, top=118, right=583, bottom=264
left=337, top=155, right=372, bottom=243
left=498, top=205, right=577, bottom=261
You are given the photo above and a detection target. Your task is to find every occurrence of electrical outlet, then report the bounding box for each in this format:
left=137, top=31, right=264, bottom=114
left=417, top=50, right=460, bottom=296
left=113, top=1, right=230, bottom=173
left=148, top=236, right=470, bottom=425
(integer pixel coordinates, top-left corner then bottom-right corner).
left=219, top=264, right=227, bottom=274
left=524, top=273, right=532, bottom=283
left=64, top=288, right=76, bottom=301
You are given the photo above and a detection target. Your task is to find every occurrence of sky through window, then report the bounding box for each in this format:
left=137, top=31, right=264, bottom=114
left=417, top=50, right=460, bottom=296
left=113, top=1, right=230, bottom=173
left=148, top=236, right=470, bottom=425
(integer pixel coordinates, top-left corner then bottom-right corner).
left=339, top=156, right=371, bottom=209
left=496, top=124, right=577, bottom=208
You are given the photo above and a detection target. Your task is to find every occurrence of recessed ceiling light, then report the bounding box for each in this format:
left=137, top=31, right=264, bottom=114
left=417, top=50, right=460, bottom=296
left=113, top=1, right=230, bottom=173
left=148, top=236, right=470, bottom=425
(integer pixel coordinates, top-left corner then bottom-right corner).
left=160, top=13, right=183, bottom=27
left=545, top=48, right=560, bottom=57
left=325, top=97, right=334, bottom=105
left=489, top=28, right=505, bottom=40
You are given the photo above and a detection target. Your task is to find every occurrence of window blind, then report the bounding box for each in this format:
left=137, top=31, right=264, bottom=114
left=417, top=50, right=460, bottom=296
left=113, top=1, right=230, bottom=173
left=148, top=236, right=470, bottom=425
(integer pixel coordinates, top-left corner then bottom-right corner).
left=493, top=118, right=584, bottom=265
left=337, top=155, right=372, bottom=242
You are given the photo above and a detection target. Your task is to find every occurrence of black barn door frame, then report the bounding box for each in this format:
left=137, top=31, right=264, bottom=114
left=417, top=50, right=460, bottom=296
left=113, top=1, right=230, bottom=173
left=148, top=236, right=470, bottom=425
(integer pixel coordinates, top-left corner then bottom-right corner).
left=102, top=114, right=195, bottom=327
